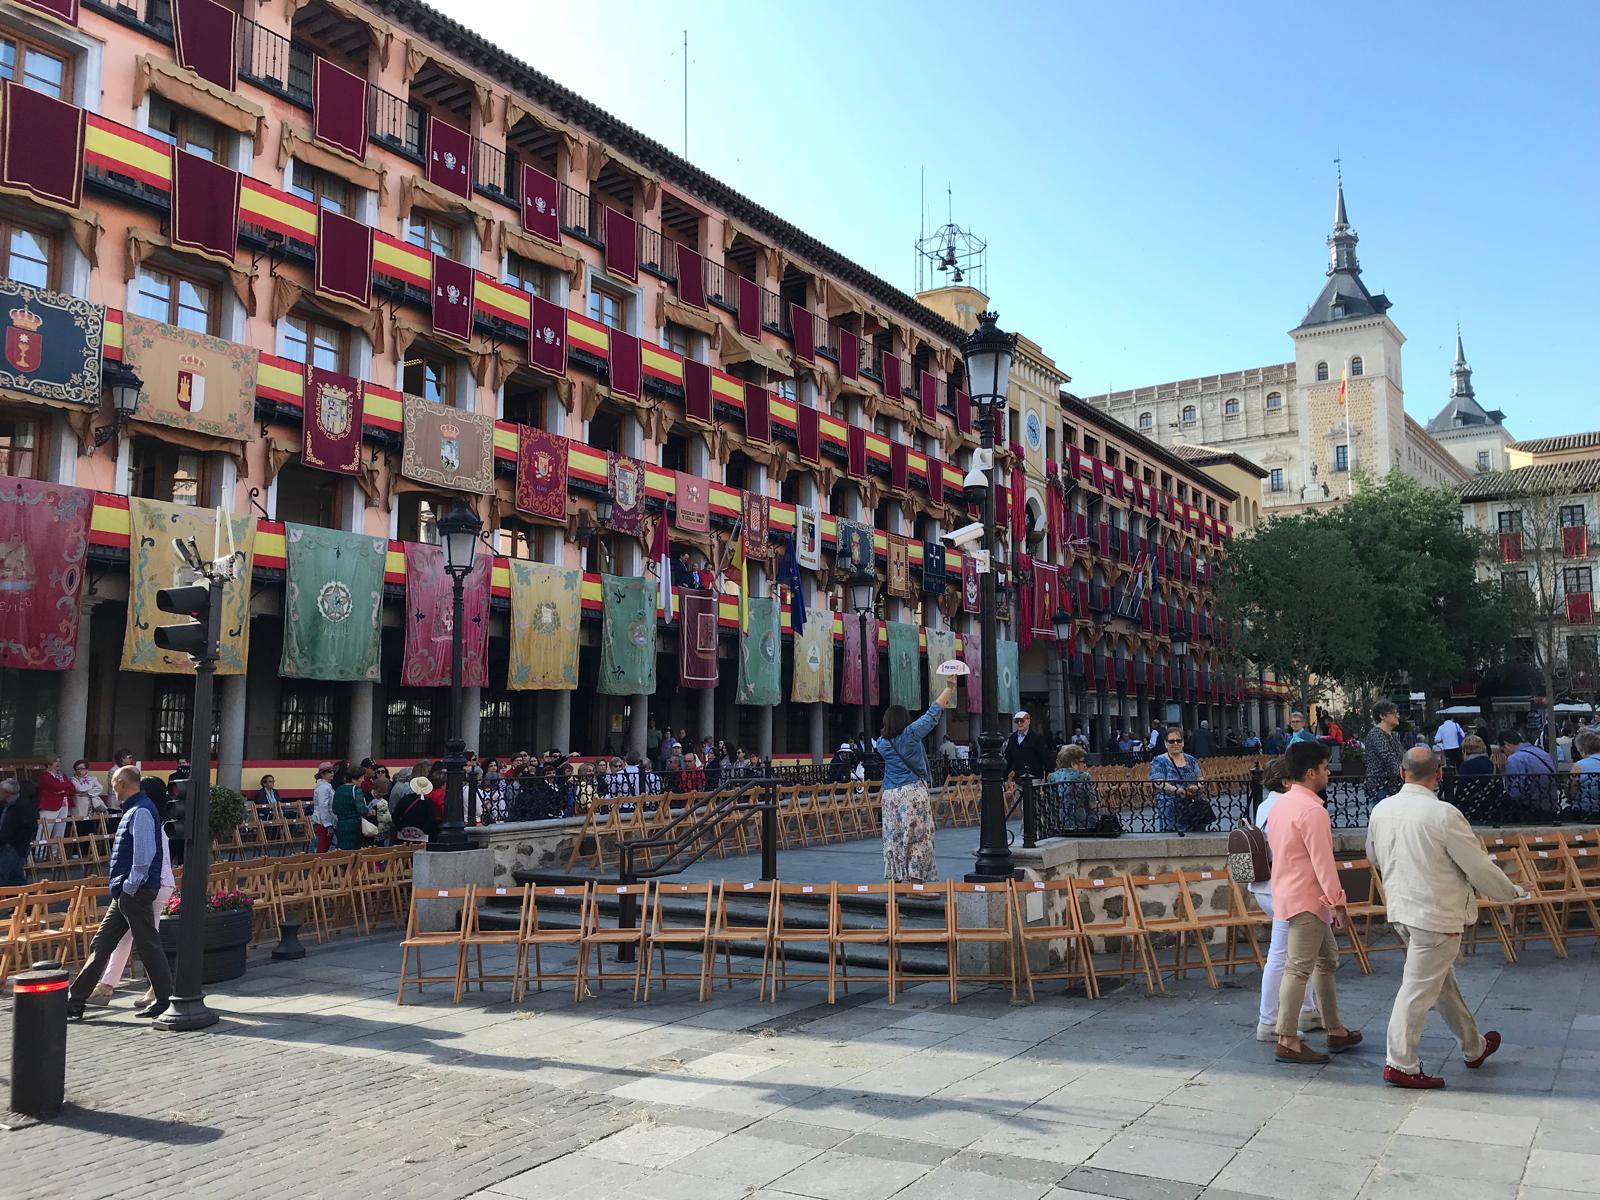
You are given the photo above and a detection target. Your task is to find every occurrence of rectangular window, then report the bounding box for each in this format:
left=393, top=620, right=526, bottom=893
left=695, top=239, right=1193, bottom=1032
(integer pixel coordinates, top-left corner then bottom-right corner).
left=1564, top=566, right=1593, bottom=595
left=1, top=217, right=58, bottom=289
left=148, top=96, right=226, bottom=161
left=274, top=462, right=340, bottom=529
left=152, top=681, right=220, bottom=757
left=402, top=349, right=455, bottom=404
left=0, top=409, right=44, bottom=479
left=503, top=254, right=551, bottom=299
left=773, top=378, right=796, bottom=404
left=288, top=162, right=352, bottom=215
left=282, top=313, right=348, bottom=372
left=1497, top=509, right=1523, bottom=533
left=1269, top=468, right=1284, bottom=493
left=477, top=697, right=518, bottom=759
left=405, top=213, right=458, bottom=258
left=499, top=518, right=542, bottom=562
left=1560, top=504, right=1586, bottom=528
left=135, top=267, right=218, bottom=335
left=1501, top=569, right=1530, bottom=596
left=1334, top=444, right=1349, bottom=472
left=1476, top=450, right=1491, bottom=471
left=587, top=283, right=628, bottom=332
left=0, top=33, right=71, bottom=99
left=662, top=322, right=691, bottom=359
left=396, top=494, right=442, bottom=544
left=384, top=694, right=436, bottom=758
left=276, top=687, right=338, bottom=758
left=130, top=437, right=207, bottom=506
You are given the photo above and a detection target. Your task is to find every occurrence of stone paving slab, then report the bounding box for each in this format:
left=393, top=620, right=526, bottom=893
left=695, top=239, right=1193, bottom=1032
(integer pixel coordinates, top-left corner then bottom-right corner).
left=2, top=923, right=1599, bottom=1199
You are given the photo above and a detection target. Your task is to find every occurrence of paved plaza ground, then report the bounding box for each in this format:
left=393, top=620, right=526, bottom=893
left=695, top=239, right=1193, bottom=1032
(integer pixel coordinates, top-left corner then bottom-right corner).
left=5, top=834, right=1600, bottom=1200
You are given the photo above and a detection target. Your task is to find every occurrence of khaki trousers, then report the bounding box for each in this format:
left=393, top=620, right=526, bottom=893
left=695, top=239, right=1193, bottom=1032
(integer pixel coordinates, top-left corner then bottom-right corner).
left=1275, top=912, right=1342, bottom=1038
left=1386, top=923, right=1485, bottom=1073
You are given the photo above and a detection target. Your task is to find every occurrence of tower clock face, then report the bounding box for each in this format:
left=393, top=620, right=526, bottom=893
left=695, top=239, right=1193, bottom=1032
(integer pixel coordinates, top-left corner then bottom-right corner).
left=1024, top=409, right=1042, bottom=451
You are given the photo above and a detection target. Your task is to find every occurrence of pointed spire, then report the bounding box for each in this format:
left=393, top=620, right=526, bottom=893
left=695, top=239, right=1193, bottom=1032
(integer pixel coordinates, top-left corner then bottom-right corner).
left=1326, top=171, right=1359, bottom=276
left=1334, top=179, right=1348, bottom=231
left=1454, top=323, right=1466, bottom=366
left=1450, top=324, right=1474, bottom=400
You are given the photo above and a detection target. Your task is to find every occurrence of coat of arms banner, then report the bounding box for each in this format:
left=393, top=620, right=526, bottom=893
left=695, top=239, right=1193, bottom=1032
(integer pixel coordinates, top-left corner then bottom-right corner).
left=280, top=524, right=385, bottom=681
left=123, top=314, right=256, bottom=443
left=0, top=278, right=101, bottom=408
left=401, top=395, right=494, bottom=495
left=301, top=365, right=364, bottom=476
left=608, top=453, right=646, bottom=535
left=515, top=426, right=568, bottom=521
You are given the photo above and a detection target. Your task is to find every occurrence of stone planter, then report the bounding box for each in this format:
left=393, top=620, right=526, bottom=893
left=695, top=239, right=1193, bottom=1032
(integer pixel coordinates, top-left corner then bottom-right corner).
left=158, top=906, right=253, bottom=985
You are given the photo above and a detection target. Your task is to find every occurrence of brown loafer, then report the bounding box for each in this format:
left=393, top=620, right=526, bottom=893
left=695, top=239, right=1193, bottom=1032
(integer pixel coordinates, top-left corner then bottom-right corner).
left=1327, top=1030, right=1364, bottom=1052
left=1275, top=1042, right=1331, bottom=1065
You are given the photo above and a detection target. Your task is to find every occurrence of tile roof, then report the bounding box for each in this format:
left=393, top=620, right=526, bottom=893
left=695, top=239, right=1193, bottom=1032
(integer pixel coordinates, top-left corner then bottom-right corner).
left=1507, top=431, right=1600, bottom=455
left=1458, top=461, right=1600, bottom=500
left=1170, top=443, right=1270, bottom=478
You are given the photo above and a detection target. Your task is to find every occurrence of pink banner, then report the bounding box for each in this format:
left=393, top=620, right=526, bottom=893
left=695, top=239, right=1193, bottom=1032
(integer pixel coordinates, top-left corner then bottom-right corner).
left=842, top=614, right=880, bottom=706
left=964, top=635, right=983, bottom=715
left=0, top=477, right=92, bottom=670
left=401, top=543, right=489, bottom=688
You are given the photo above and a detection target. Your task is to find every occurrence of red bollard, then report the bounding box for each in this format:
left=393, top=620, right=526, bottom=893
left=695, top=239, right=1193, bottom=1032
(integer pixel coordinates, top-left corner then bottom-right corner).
left=10, top=966, right=69, bottom=1120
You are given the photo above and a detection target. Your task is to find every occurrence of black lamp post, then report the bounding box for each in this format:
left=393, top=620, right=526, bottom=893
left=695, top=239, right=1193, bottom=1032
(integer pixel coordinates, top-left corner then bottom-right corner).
left=963, top=311, right=1018, bottom=882
left=94, top=360, right=143, bottom=448
left=1053, top=606, right=1073, bottom=746
left=434, top=502, right=481, bottom=851
left=1170, top=629, right=1190, bottom=731
left=850, top=564, right=877, bottom=763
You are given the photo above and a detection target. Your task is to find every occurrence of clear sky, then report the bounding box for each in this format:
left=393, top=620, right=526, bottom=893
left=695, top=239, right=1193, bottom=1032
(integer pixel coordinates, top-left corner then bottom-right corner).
left=430, top=0, right=1598, bottom=439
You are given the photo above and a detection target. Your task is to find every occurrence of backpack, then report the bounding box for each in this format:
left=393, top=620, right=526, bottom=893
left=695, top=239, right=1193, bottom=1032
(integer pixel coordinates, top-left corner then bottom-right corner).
left=1228, top=816, right=1270, bottom=885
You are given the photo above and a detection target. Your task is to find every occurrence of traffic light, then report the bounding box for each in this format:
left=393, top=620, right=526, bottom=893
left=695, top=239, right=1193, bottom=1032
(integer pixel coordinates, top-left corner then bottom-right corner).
left=154, top=583, right=214, bottom=658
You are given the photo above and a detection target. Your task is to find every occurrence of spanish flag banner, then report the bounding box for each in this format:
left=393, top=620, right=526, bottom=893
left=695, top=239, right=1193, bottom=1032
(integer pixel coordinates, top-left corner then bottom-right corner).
left=1336, top=367, right=1348, bottom=406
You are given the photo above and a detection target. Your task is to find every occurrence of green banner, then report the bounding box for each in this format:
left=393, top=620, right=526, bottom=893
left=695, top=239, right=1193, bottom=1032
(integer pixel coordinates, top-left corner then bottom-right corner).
left=735, top=595, right=781, bottom=706
left=598, top=574, right=656, bottom=695
left=925, top=628, right=956, bottom=709
left=996, top=638, right=1021, bottom=714
left=280, top=524, right=386, bottom=681
left=887, top=620, right=923, bottom=710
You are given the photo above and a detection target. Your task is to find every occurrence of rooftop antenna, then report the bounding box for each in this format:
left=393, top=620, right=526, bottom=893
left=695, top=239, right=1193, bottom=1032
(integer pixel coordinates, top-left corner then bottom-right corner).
left=915, top=188, right=986, bottom=293
left=682, top=30, right=688, bottom=157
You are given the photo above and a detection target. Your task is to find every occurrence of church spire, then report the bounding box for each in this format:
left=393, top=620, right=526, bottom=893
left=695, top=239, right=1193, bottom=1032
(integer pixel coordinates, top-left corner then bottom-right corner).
left=1450, top=323, right=1474, bottom=399
left=1327, top=173, right=1359, bottom=276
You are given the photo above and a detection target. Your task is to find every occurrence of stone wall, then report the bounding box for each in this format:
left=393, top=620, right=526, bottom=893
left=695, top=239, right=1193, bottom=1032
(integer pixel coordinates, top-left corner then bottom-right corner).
left=466, top=817, right=587, bottom=881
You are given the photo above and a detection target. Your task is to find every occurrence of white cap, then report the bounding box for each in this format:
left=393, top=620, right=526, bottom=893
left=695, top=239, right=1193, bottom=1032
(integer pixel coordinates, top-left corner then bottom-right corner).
left=1013, top=712, right=1028, bottom=722
left=838, top=742, right=853, bottom=751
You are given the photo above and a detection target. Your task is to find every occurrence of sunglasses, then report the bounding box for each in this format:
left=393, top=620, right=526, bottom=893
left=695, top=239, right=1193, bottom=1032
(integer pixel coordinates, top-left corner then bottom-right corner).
left=1166, top=737, right=1184, bottom=744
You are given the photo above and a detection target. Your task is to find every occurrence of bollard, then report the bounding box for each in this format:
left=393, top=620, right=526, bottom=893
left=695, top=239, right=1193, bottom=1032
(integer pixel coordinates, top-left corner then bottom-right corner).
left=10, top=965, right=69, bottom=1120
left=271, top=919, right=306, bottom=961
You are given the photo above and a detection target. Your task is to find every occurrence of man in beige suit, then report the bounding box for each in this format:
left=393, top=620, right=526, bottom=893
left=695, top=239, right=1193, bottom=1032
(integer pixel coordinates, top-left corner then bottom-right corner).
left=1367, top=746, right=1530, bottom=1088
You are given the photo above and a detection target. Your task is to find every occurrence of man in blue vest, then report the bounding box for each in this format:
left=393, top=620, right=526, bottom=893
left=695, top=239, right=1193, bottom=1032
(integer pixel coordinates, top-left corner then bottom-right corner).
left=67, top=766, right=174, bottom=1021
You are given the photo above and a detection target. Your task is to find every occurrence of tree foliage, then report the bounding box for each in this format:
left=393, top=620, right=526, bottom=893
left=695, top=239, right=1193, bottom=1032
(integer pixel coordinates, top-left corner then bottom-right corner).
left=1217, top=470, right=1509, bottom=707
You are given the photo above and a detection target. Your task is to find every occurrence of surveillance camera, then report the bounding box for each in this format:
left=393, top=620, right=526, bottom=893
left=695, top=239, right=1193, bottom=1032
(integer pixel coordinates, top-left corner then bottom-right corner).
left=942, top=521, right=986, bottom=548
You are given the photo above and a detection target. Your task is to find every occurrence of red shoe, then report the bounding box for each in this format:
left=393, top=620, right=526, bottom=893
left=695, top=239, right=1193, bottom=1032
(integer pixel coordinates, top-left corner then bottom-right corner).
left=1384, top=1064, right=1445, bottom=1089
left=1464, top=1030, right=1501, bottom=1069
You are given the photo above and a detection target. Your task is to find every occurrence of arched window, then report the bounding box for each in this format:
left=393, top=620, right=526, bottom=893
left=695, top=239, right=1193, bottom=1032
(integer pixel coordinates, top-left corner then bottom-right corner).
left=1265, top=391, right=1283, bottom=410
left=1315, top=362, right=1329, bottom=382
left=1180, top=404, right=1197, bottom=424
left=1224, top=398, right=1240, bottom=418
left=1350, top=356, right=1364, bottom=377
left=1138, top=411, right=1153, bottom=430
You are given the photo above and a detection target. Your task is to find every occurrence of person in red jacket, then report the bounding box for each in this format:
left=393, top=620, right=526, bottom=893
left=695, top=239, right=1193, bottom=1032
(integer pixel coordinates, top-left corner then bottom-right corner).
left=36, top=755, right=74, bottom=845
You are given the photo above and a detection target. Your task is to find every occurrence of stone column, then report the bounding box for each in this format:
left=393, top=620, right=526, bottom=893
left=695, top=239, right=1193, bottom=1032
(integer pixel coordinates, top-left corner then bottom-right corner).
left=809, top=702, right=826, bottom=763
left=697, top=688, right=716, bottom=750
left=54, top=597, right=97, bottom=766
left=461, top=686, right=482, bottom=754
left=347, top=681, right=374, bottom=764
left=550, top=692, right=572, bottom=754
left=217, top=673, right=248, bottom=791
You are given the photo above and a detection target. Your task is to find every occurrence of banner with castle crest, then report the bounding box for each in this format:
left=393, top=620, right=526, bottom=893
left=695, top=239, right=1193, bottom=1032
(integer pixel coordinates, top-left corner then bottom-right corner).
left=0, top=475, right=92, bottom=670
left=0, top=279, right=101, bottom=409
left=279, top=524, right=385, bottom=681
left=400, top=395, right=494, bottom=496
left=122, top=314, right=256, bottom=443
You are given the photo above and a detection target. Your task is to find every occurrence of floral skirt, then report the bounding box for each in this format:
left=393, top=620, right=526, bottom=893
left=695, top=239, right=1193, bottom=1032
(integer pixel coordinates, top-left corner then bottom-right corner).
left=882, top=781, right=937, bottom=882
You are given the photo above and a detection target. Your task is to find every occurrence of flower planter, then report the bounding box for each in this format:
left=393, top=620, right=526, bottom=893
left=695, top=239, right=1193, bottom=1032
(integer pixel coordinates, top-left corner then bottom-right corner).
left=158, top=906, right=253, bottom=985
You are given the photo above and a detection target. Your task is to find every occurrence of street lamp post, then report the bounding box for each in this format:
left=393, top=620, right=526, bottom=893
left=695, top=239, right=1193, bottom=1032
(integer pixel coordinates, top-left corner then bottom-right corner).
left=850, top=565, right=877, bottom=765
left=1170, top=629, right=1190, bottom=729
left=1053, top=606, right=1074, bottom=744
left=434, top=503, right=482, bottom=851
left=963, top=312, right=1018, bottom=882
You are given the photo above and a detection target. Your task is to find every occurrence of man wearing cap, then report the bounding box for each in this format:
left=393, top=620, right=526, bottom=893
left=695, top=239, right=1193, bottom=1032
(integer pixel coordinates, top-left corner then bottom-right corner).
left=1005, top=711, right=1050, bottom=782
left=310, top=762, right=337, bottom=853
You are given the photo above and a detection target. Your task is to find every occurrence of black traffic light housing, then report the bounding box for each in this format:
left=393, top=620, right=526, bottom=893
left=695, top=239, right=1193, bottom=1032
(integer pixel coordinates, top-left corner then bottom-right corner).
left=154, top=582, right=214, bottom=658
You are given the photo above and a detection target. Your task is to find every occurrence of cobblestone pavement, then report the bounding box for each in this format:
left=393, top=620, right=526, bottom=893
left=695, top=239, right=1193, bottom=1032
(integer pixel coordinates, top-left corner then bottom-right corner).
left=3, top=925, right=1599, bottom=1200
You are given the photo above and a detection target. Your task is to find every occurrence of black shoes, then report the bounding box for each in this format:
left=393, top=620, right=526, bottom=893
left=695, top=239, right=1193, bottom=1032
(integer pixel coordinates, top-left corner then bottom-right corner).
left=66, top=1001, right=86, bottom=1022
left=134, top=998, right=170, bottom=1020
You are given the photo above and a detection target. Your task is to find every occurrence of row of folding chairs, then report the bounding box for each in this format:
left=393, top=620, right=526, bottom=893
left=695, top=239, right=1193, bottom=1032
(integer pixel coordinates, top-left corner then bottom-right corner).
left=396, top=869, right=1271, bottom=1009
left=26, top=802, right=322, bottom=879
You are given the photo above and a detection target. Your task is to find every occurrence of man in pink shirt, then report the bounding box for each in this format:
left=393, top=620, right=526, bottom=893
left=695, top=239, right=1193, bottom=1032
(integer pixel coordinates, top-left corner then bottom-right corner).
left=1267, top=741, right=1364, bottom=1064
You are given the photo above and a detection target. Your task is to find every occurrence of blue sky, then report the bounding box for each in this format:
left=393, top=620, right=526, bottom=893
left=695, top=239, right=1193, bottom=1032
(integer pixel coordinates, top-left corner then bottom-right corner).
left=433, top=0, right=1598, bottom=439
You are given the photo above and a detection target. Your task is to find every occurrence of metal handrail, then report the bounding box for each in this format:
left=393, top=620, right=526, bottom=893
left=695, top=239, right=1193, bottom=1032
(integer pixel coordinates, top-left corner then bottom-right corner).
left=616, top=778, right=777, bottom=884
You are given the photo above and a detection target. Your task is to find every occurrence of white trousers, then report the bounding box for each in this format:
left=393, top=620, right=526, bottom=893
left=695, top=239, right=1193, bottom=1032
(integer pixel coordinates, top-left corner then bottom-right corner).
left=102, top=884, right=175, bottom=989
left=1386, top=923, right=1485, bottom=1072
left=1257, top=891, right=1321, bottom=1026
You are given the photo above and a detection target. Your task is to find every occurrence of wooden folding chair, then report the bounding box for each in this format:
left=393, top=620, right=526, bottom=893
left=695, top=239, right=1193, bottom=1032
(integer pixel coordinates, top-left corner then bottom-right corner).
left=768, top=883, right=836, bottom=1002
left=575, top=882, right=650, bottom=1000
left=396, top=887, right=469, bottom=1005
left=1071, top=874, right=1164, bottom=995
left=564, top=799, right=613, bottom=871
left=711, top=880, right=776, bottom=996
left=271, top=856, right=323, bottom=943
left=642, top=881, right=715, bottom=1001
left=1179, top=869, right=1267, bottom=981
left=231, top=859, right=279, bottom=946
left=833, top=882, right=896, bottom=1001
left=1012, top=879, right=1096, bottom=1000
left=1475, top=848, right=1565, bottom=962
left=891, top=882, right=954, bottom=1003
left=1331, top=858, right=1381, bottom=973
left=352, top=847, right=406, bottom=930
left=459, top=885, right=529, bottom=1003
left=520, top=883, right=590, bottom=1001
left=1130, top=872, right=1219, bottom=988
left=314, top=852, right=369, bottom=938
left=949, top=881, right=1018, bottom=1002
left=1522, top=845, right=1600, bottom=941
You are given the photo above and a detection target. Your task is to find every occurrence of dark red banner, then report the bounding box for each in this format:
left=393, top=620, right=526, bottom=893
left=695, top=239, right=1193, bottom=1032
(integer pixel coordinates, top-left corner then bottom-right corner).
left=683, top=358, right=712, bottom=425
left=426, top=115, right=471, bottom=198
left=312, top=56, right=368, bottom=161
left=676, top=245, right=706, bottom=309
left=170, top=148, right=240, bottom=265
left=430, top=254, right=475, bottom=344
left=744, top=383, right=770, bottom=444
left=515, top=425, right=569, bottom=521
left=604, top=207, right=638, bottom=282
left=527, top=295, right=568, bottom=377
left=0, top=82, right=84, bottom=212
left=315, top=208, right=373, bottom=309
left=301, top=365, right=364, bottom=476
left=608, top=328, right=641, bottom=399
left=173, top=0, right=237, bottom=90
left=520, top=164, right=560, bottom=243
left=790, top=304, right=814, bottom=363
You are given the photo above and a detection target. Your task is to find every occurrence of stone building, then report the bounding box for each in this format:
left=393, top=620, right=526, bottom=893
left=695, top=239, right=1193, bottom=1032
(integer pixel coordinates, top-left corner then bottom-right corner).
left=1425, top=330, right=1513, bottom=474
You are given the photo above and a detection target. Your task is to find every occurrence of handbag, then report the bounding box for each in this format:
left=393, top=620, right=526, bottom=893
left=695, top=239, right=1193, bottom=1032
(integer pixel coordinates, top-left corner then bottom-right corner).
left=1228, top=816, right=1270, bottom=884
left=359, top=818, right=379, bottom=839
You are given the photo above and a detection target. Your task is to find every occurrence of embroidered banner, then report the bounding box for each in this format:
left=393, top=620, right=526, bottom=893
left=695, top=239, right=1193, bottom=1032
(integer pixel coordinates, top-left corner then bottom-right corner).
left=963, top=636, right=983, bottom=715
left=735, top=595, right=780, bottom=706
left=0, top=476, right=91, bottom=670
left=839, top=328, right=859, bottom=380
left=426, top=114, right=470, bottom=198
left=608, top=328, right=641, bottom=399
left=674, top=470, right=709, bottom=533
left=0, top=279, right=101, bottom=407
left=790, top=304, right=814, bottom=363
left=996, top=638, right=1021, bottom=714
left=925, top=628, right=956, bottom=709
left=0, top=82, right=84, bottom=212
left=1032, top=562, right=1060, bottom=638
left=795, top=505, right=821, bottom=570
left=841, top=613, right=880, bottom=706
left=742, top=491, right=769, bottom=557
left=922, top=540, right=947, bottom=595
left=170, top=149, right=240, bottom=266
left=301, top=365, right=364, bottom=475
left=527, top=295, right=567, bottom=377
left=311, top=56, right=367, bottom=160
left=962, top=553, right=981, bottom=614
left=401, top=543, right=489, bottom=688
left=123, top=499, right=255, bottom=675
left=598, top=573, right=655, bottom=695
left=887, top=620, right=922, bottom=709
left=508, top=561, right=580, bottom=690
left=431, top=253, right=475, bottom=344
left=796, top=402, right=820, bottom=464
left=676, top=245, right=705, bottom=309
left=836, top=518, right=874, bottom=572
left=887, top=536, right=911, bottom=598
left=736, top=276, right=760, bottom=339
left=515, top=425, right=568, bottom=520
left=608, top=453, right=646, bottom=535
left=682, top=358, right=712, bottom=426
left=744, top=382, right=770, bottom=444
left=315, top=209, right=373, bottom=309
left=519, top=163, right=559, bottom=242
left=790, top=599, right=834, bottom=704
left=173, top=0, right=237, bottom=90
left=604, top=207, right=638, bottom=282
left=401, top=396, right=494, bottom=495
left=678, top=588, right=719, bottom=689
left=847, top=424, right=867, bottom=478
left=124, top=315, right=256, bottom=443
left=280, top=524, right=384, bottom=681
